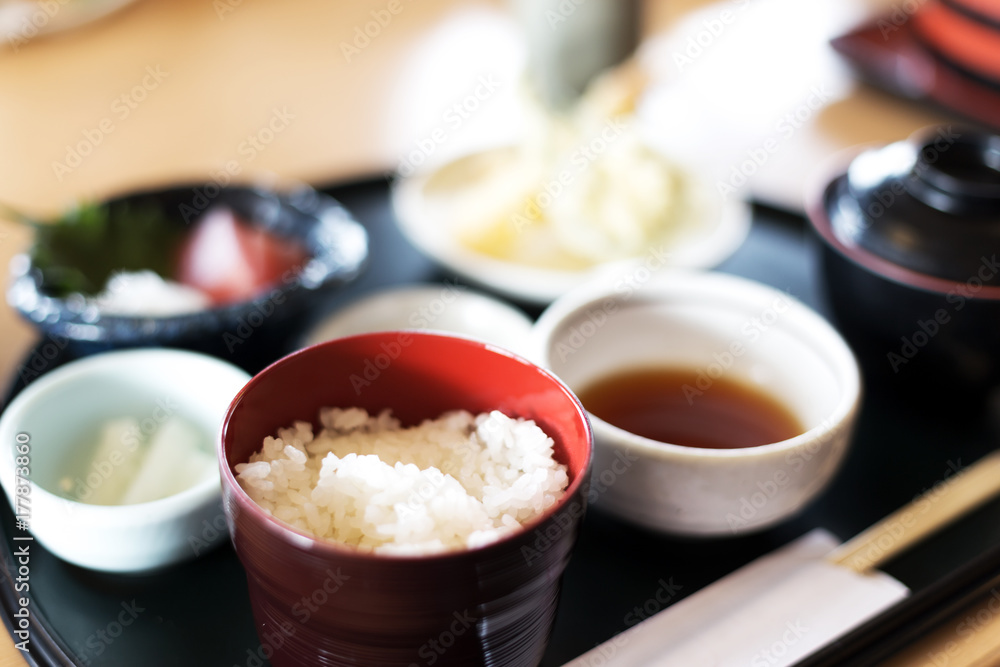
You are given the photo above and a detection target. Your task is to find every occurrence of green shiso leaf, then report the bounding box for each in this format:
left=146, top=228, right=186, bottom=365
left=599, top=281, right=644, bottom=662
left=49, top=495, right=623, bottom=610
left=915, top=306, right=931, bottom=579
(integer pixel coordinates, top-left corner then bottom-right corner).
left=27, top=199, right=185, bottom=297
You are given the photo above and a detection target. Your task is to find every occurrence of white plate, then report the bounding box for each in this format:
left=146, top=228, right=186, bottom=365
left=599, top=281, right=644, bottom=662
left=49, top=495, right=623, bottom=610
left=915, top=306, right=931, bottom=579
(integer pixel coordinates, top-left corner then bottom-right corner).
left=392, top=145, right=751, bottom=305
left=300, top=284, right=535, bottom=356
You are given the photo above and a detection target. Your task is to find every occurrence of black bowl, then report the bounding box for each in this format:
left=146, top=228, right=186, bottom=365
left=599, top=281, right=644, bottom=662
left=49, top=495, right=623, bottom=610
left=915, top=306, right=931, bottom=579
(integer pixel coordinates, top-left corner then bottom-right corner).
left=808, top=126, right=1000, bottom=405
left=7, top=183, right=369, bottom=370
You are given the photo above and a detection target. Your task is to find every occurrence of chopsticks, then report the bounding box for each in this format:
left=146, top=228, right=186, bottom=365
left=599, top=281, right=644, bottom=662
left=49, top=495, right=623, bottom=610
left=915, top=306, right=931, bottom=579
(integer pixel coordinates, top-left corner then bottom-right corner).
left=825, top=449, right=1000, bottom=574
left=793, top=449, right=1000, bottom=666
left=795, top=540, right=1000, bottom=666
left=556, top=452, right=1000, bottom=667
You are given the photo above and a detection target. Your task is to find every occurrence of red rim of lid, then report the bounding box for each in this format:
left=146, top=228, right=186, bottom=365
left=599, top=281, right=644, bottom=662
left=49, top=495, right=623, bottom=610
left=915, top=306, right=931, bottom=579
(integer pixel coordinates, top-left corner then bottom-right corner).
left=945, top=0, right=1000, bottom=26
left=913, top=2, right=1000, bottom=83
left=807, top=167, right=1000, bottom=301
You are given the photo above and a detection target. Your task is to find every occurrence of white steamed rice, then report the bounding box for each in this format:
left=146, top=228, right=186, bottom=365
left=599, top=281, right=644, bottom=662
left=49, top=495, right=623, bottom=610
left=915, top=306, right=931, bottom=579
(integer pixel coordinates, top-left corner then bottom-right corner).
left=236, top=407, right=569, bottom=555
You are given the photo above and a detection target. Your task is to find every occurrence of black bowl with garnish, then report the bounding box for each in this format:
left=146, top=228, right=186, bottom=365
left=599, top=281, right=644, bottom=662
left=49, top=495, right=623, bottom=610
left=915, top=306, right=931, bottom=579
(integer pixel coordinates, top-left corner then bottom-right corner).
left=6, top=183, right=369, bottom=369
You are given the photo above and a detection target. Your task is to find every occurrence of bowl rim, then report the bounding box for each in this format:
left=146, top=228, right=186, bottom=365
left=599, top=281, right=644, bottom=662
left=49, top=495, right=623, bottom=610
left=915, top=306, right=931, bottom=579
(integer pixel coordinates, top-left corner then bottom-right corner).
left=530, top=268, right=862, bottom=461
left=0, top=348, right=251, bottom=519
left=218, top=330, right=595, bottom=562
left=299, top=282, right=535, bottom=354
left=805, top=144, right=1000, bottom=301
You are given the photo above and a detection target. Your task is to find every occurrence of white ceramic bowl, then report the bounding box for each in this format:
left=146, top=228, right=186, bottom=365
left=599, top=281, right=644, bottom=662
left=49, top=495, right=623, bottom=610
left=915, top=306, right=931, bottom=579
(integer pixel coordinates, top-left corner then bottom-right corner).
left=300, top=284, right=534, bottom=355
left=530, top=269, right=861, bottom=536
left=393, top=146, right=750, bottom=305
left=0, top=348, right=250, bottom=572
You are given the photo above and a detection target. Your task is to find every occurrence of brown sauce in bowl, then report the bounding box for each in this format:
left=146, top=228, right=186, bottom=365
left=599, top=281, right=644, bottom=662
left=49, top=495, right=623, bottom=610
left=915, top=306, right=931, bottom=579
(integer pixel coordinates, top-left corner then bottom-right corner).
left=577, top=367, right=804, bottom=449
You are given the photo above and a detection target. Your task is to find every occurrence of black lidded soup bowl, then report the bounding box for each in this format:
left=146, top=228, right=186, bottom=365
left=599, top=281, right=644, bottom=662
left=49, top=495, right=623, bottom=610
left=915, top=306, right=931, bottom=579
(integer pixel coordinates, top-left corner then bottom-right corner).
left=807, top=125, right=1000, bottom=405
left=7, top=183, right=369, bottom=369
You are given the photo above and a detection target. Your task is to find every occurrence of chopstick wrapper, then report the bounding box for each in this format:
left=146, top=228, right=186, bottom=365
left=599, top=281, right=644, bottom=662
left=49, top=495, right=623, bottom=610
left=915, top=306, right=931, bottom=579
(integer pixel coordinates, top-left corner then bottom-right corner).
left=563, top=529, right=908, bottom=667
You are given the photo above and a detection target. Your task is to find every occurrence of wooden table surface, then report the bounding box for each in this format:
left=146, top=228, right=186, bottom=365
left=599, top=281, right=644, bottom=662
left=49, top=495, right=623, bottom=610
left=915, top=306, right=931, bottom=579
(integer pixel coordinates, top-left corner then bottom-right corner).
left=0, top=0, right=996, bottom=665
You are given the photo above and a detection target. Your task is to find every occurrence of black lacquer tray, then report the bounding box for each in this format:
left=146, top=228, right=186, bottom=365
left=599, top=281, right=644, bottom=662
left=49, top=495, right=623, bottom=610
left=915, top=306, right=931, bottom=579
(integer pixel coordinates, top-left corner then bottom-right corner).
left=2, top=180, right=1000, bottom=666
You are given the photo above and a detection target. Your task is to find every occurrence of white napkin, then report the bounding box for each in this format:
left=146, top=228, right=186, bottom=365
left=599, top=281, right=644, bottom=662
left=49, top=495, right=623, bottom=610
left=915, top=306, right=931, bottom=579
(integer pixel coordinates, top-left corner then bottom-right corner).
left=563, top=529, right=909, bottom=666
